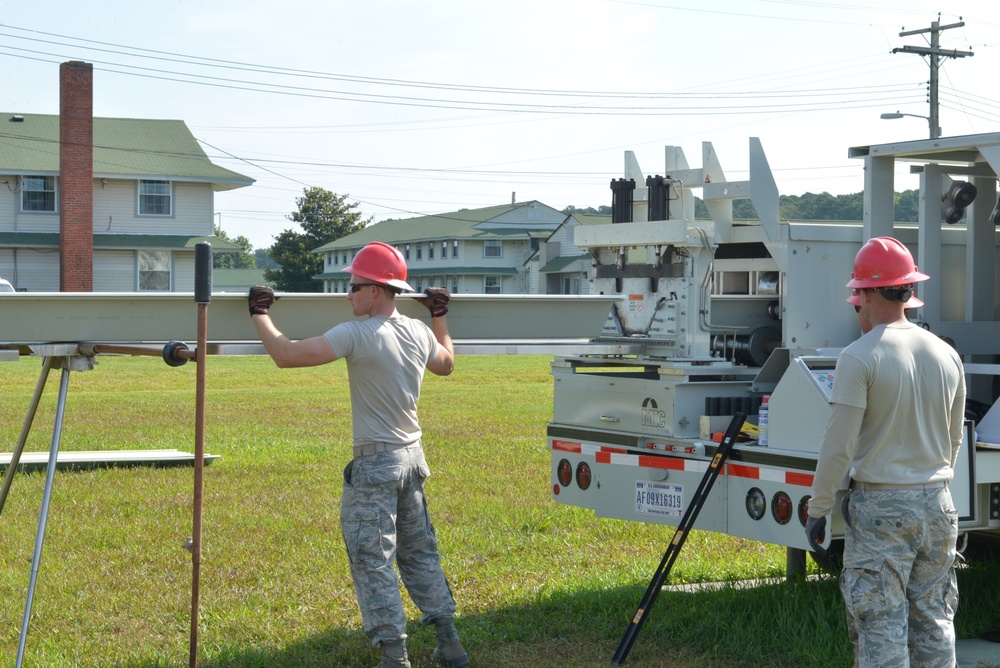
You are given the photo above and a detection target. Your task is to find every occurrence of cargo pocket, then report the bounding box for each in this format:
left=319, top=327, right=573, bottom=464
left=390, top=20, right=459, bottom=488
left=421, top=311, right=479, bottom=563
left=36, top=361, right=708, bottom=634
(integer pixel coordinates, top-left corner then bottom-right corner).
left=341, top=503, right=384, bottom=567
left=841, top=555, right=889, bottom=625
left=340, top=460, right=403, bottom=567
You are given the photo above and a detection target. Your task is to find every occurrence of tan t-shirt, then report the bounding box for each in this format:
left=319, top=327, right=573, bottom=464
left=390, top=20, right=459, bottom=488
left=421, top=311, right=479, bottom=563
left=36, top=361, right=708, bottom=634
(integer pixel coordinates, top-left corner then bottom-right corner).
left=324, top=312, right=442, bottom=447
left=810, top=321, right=965, bottom=516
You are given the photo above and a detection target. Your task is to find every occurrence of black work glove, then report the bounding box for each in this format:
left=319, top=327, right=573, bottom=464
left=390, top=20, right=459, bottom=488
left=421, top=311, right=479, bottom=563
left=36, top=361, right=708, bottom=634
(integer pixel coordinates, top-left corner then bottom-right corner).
left=805, top=516, right=827, bottom=556
left=248, top=285, right=276, bottom=316
left=417, top=287, right=450, bottom=317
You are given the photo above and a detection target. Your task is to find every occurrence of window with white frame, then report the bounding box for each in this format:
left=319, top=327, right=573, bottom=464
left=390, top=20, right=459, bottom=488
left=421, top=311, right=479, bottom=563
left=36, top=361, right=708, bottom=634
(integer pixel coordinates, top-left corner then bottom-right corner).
left=416, top=242, right=422, bottom=260
left=484, top=276, right=502, bottom=294
left=483, top=239, right=502, bottom=258
left=404, top=244, right=411, bottom=260
left=452, top=240, right=458, bottom=258
left=139, top=180, right=172, bottom=216
left=21, top=175, right=57, bottom=212
left=451, top=276, right=458, bottom=293
left=428, top=243, right=434, bottom=260
left=138, top=250, right=171, bottom=291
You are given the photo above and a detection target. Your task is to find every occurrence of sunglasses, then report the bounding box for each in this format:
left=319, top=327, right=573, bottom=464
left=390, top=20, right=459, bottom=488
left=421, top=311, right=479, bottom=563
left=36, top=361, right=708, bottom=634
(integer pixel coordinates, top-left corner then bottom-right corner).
left=349, top=283, right=377, bottom=293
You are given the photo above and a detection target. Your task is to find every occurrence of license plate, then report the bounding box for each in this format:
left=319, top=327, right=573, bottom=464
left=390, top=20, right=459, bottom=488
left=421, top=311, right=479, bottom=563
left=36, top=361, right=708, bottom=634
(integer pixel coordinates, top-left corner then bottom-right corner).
left=635, top=480, right=684, bottom=517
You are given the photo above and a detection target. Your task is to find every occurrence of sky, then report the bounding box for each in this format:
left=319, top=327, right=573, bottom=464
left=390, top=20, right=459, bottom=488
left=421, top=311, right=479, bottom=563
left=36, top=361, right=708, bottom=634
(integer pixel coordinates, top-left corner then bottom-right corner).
left=1, top=0, right=998, bottom=251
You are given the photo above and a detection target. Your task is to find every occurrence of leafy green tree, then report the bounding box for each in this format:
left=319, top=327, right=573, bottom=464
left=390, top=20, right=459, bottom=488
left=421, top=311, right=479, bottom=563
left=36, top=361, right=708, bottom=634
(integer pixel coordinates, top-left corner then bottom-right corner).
left=254, top=248, right=279, bottom=269
left=212, top=225, right=256, bottom=269
left=563, top=204, right=612, bottom=215
left=691, top=189, right=920, bottom=223
left=265, top=188, right=370, bottom=291
left=894, top=190, right=920, bottom=222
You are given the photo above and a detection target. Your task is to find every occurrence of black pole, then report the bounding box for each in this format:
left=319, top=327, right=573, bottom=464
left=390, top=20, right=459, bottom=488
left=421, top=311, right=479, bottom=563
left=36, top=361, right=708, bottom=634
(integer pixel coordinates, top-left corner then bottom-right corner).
left=611, top=412, right=746, bottom=665
left=189, top=242, right=211, bottom=668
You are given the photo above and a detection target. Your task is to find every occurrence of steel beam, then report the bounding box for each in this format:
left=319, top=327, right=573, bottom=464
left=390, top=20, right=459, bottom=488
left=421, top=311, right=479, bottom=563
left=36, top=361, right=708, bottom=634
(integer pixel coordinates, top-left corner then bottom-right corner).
left=0, top=293, right=620, bottom=347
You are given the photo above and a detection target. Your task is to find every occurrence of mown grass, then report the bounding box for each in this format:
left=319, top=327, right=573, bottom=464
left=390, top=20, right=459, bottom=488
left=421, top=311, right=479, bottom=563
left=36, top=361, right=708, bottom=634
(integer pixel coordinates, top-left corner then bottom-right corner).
left=0, top=354, right=997, bottom=667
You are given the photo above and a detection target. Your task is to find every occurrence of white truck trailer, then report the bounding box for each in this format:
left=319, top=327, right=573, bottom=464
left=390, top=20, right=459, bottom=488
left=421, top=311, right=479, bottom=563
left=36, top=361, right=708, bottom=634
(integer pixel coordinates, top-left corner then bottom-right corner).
left=548, top=134, right=1000, bottom=569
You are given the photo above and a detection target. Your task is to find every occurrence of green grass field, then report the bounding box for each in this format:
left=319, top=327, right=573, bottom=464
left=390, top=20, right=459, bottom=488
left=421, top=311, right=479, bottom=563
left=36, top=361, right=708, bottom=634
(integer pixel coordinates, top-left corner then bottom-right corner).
left=0, top=354, right=997, bottom=667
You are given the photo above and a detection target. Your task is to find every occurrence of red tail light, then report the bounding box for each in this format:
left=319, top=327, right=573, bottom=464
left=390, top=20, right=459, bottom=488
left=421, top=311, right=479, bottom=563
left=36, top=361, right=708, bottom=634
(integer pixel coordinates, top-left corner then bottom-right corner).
left=772, top=492, right=793, bottom=525
left=557, top=459, right=573, bottom=487
left=798, top=496, right=812, bottom=527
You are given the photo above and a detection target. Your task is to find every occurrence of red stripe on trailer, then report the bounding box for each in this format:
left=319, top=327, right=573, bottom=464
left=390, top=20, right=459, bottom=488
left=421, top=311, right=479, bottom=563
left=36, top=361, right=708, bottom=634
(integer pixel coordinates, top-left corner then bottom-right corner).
left=601, top=446, right=628, bottom=454
left=638, top=455, right=686, bottom=470
left=786, top=471, right=815, bottom=487
left=729, top=462, right=814, bottom=487
left=552, top=440, right=581, bottom=453
left=728, top=463, right=759, bottom=480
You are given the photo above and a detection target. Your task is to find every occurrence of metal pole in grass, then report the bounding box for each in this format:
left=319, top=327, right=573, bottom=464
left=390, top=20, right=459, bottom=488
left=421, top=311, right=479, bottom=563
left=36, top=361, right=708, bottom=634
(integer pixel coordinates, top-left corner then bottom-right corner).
left=0, top=355, right=55, bottom=517
left=189, top=242, right=212, bottom=668
left=15, top=359, right=72, bottom=668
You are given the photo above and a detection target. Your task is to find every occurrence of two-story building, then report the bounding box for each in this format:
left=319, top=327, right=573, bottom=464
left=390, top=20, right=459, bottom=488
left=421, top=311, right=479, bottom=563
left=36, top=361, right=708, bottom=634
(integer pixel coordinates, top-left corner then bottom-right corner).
left=0, top=112, right=253, bottom=291
left=313, top=201, right=600, bottom=295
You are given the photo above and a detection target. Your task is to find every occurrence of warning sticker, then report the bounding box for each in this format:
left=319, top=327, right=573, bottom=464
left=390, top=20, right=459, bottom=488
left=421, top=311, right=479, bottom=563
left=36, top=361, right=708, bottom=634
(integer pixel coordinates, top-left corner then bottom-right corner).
left=635, top=480, right=684, bottom=517
left=628, top=293, right=644, bottom=313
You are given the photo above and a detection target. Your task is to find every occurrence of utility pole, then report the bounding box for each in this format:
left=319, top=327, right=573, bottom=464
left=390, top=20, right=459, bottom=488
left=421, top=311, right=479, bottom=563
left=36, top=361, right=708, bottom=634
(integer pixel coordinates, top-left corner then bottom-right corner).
left=892, top=15, right=973, bottom=139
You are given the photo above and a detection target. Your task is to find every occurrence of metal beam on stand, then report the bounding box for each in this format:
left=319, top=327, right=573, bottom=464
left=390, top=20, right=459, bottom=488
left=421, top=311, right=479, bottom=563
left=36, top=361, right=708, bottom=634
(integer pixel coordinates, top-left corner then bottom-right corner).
left=0, top=265, right=620, bottom=665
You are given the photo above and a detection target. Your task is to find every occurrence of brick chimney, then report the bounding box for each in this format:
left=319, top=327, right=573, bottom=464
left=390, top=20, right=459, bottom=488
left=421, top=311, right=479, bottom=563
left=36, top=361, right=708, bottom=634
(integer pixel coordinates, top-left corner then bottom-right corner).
left=59, top=60, right=94, bottom=292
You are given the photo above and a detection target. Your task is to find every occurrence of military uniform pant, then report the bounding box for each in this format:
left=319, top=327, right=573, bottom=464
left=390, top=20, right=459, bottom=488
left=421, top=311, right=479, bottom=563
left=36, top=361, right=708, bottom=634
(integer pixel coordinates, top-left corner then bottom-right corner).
left=840, top=486, right=959, bottom=668
left=340, top=443, right=457, bottom=646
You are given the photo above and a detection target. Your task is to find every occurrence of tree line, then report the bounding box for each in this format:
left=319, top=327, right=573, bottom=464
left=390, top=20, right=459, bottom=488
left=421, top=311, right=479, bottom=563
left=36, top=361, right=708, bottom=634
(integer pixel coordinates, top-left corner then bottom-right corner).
left=565, top=189, right=921, bottom=222
left=222, top=189, right=919, bottom=292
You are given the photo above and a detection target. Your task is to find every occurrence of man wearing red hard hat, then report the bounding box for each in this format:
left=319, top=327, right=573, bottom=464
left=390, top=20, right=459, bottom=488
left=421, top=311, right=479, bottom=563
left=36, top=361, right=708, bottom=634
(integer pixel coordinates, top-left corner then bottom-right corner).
left=248, top=241, right=468, bottom=668
left=808, top=236, right=966, bottom=667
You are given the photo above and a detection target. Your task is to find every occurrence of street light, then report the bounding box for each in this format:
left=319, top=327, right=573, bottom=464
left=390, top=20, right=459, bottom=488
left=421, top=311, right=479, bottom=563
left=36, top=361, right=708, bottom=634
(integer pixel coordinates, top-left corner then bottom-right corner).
left=880, top=111, right=940, bottom=139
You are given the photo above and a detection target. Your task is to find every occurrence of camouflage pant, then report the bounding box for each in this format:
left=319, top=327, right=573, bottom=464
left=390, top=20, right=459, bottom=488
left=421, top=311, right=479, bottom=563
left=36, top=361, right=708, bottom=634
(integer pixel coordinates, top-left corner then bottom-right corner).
left=840, top=486, right=959, bottom=668
left=340, top=443, right=457, bottom=645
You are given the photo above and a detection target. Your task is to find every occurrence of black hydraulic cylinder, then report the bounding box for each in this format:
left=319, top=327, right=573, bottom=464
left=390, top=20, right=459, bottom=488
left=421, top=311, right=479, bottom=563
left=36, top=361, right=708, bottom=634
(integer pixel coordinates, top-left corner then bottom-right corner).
left=646, top=175, right=670, bottom=221
left=610, top=178, right=635, bottom=223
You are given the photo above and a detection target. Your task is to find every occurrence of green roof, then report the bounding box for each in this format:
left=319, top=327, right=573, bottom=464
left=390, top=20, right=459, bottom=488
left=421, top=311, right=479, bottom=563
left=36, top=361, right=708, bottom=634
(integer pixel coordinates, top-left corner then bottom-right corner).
left=0, top=114, right=253, bottom=191
left=313, top=201, right=565, bottom=252
left=0, top=232, right=243, bottom=251
left=540, top=254, right=592, bottom=272
left=315, top=266, right=520, bottom=280
left=572, top=213, right=612, bottom=225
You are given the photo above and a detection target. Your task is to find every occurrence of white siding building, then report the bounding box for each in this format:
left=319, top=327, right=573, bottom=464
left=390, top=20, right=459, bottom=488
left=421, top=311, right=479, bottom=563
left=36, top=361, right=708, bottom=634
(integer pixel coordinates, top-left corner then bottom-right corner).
left=314, top=201, right=602, bottom=295
left=0, top=114, right=253, bottom=291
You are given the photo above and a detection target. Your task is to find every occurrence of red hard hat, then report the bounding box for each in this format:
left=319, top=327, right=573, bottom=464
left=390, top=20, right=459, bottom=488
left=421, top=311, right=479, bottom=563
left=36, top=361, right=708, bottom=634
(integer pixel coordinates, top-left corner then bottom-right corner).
left=846, top=291, right=923, bottom=309
left=345, top=241, right=413, bottom=292
left=846, top=236, right=929, bottom=289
